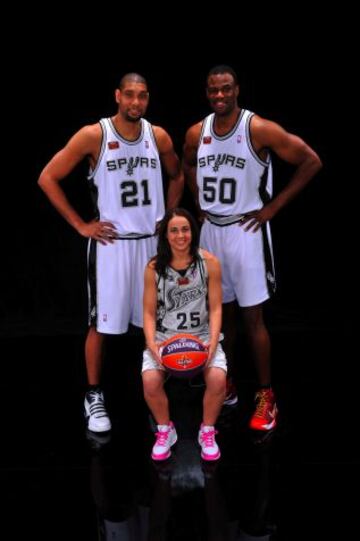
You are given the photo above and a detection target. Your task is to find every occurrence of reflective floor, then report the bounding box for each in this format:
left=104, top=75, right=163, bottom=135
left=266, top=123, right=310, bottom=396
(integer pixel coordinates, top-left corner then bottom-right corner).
left=1, top=317, right=357, bottom=540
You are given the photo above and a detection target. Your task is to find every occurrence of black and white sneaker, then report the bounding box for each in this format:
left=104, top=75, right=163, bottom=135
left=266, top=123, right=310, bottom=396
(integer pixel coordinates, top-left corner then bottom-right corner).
left=84, top=390, right=111, bottom=433
left=223, top=379, right=238, bottom=407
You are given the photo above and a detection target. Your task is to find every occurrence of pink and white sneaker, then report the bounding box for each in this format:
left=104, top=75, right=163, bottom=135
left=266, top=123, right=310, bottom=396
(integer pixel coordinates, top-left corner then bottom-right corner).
left=151, top=422, right=177, bottom=461
left=198, top=424, right=221, bottom=461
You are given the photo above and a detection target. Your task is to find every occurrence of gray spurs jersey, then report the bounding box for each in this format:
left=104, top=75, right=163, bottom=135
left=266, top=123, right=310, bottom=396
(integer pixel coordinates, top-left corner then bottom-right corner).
left=156, top=251, right=209, bottom=337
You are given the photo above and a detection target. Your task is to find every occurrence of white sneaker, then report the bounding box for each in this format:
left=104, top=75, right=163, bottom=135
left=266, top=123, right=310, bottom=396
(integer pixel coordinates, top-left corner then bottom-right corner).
left=84, top=390, right=111, bottom=433
left=198, top=424, right=220, bottom=461
left=151, top=422, right=177, bottom=461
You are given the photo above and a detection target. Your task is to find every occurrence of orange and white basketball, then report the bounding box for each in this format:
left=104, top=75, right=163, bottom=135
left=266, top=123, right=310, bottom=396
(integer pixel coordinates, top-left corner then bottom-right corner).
left=160, top=334, right=208, bottom=378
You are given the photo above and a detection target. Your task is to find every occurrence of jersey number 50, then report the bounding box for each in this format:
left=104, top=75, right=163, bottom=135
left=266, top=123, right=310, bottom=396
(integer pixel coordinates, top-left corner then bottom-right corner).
left=203, top=176, right=236, bottom=204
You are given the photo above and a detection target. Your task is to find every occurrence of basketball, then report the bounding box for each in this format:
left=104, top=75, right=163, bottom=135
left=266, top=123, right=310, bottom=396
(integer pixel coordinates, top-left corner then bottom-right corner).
left=160, top=334, right=208, bottom=378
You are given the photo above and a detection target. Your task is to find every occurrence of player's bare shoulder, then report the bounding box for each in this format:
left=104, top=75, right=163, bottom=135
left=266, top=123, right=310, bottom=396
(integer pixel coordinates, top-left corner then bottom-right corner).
left=146, top=257, right=157, bottom=271
left=249, top=113, right=287, bottom=154
left=78, top=122, right=102, bottom=147
left=185, top=120, right=203, bottom=147
left=200, top=249, right=221, bottom=271
left=67, top=122, right=103, bottom=159
left=152, top=124, right=167, bottom=138
left=152, top=125, right=173, bottom=153
left=184, top=121, right=203, bottom=165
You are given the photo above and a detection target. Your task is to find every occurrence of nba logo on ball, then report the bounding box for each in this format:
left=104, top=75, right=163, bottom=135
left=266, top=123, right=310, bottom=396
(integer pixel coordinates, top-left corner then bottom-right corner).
left=161, top=334, right=208, bottom=378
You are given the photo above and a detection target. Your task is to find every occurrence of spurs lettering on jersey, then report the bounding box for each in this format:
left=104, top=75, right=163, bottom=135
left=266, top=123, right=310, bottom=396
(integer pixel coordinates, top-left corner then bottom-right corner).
left=106, top=156, right=157, bottom=174
left=198, top=154, right=246, bottom=172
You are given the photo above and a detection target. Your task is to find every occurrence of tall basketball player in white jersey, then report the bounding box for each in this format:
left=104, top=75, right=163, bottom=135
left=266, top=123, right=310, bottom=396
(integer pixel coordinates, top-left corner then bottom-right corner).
left=184, top=65, right=322, bottom=431
left=38, top=73, right=184, bottom=432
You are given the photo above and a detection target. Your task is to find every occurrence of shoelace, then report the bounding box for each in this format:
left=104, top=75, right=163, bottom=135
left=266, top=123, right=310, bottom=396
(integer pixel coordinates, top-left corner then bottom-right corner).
left=88, top=394, right=107, bottom=418
left=155, top=430, right=170, bottom=447
left=200, top=429, right=217, bottom=447
left=254, top=391, right=271, bottom=418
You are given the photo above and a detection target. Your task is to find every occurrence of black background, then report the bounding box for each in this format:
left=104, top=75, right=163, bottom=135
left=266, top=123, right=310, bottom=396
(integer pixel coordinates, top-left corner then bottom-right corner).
left=2, top=16, right=354, bottom=340
left=1, top=14, right=357, bottom=540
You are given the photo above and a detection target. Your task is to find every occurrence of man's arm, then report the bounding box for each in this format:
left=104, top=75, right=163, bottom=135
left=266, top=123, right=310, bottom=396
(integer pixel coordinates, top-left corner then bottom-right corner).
left=243, top=116, right=323, bottom=231
left=143, top=263, right=162, bottom=364
left=204, top=251, right=222, bottom=363
left=38, top=124, right=116, bottom=244
left=153, top=126, right=184, bottom=209
left=183, top=122, right=202, bottom=215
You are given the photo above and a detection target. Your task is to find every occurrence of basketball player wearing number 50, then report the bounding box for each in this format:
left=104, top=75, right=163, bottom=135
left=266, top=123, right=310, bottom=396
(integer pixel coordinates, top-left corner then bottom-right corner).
left=183, top=65, right=322, bottom=431
left=142, top=208, right=227, bottom=461
left=38, top=73, right=184, bottom=433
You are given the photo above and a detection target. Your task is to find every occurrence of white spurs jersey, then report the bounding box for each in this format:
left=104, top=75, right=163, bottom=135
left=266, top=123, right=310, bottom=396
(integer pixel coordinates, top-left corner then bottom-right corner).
left=156, top=252, right=209, bottom=336
left=197, top=110, right=273, bottom=216
left=88, top=118, right=165, bottom=237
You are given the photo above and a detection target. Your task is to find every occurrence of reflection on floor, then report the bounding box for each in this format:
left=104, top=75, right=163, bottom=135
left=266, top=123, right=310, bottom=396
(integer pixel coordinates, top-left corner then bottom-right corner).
left=89, top=413, right=276, bottom=541
left=1, top=326, right=357, bottom=540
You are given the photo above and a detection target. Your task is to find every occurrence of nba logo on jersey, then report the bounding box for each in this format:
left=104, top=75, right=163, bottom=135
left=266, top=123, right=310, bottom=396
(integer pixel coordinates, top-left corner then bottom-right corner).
left=237, top=135, right=242, bottom=143
left=203, top=136, right=212, bottom=144
left=145, top=140, right=149, bottom=148
left=102, top=314, right=108, bottom=322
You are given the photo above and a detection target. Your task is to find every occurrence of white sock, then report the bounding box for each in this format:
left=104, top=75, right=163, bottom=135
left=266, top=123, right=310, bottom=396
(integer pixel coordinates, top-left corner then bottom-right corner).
left=157, top=424, right=171, bottom=431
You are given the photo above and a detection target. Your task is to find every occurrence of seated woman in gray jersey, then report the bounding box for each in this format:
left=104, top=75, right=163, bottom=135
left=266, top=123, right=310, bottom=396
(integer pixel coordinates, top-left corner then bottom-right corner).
left=142, top=208, right=227, bottom=461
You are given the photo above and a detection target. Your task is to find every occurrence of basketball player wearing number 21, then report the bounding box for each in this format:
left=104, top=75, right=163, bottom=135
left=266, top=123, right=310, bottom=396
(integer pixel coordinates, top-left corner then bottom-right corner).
left=142, top=208, right=227, bottom=461
left=38, top=73, right=184, bottom=434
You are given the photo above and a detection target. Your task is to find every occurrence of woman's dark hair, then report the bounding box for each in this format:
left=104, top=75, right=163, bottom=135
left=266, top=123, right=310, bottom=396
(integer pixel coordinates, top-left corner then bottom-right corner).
left=154, top=208, right=200, bottom=277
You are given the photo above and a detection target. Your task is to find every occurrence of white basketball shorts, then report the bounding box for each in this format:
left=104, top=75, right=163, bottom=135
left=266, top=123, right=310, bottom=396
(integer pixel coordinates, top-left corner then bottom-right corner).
left=200, top=219, right=276, bottom=307
left=87, top=236, right=157, bottom=334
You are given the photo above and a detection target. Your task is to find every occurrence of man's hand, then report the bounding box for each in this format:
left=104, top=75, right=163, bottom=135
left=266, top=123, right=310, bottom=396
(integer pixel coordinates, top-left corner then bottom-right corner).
left=78, top=220, right=117, bottom=244
left=239, top=206, right=276, bottom=232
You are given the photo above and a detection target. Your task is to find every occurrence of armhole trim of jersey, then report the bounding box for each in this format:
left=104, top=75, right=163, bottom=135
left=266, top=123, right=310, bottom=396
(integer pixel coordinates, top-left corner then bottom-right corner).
left=149, top=122, right=160, bottom=156
left=198, top=118, right=208, bottom=147
left=198, top=249, right=208, bottom=286
left=246, top=113, right=270, bottom=167
left=87, top=119, right=106, bottom=180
